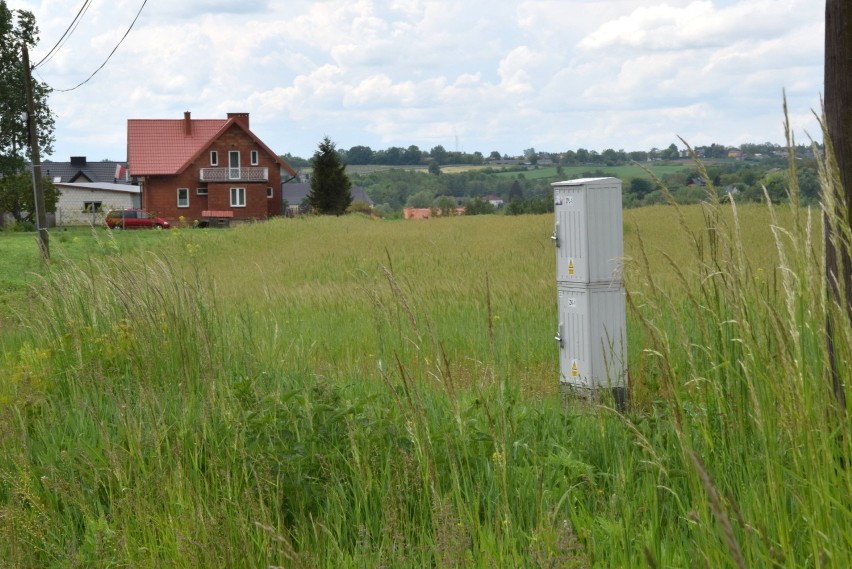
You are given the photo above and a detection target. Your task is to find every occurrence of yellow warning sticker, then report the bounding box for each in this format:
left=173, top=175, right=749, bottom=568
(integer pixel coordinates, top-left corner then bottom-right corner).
left=568, top=260, right=575, bottom=276
left=571, top=360, right=579, bottom=377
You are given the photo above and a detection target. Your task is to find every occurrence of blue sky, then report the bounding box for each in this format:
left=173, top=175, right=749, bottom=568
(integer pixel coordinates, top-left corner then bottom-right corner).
left=14, top=0, right=824, bottom=161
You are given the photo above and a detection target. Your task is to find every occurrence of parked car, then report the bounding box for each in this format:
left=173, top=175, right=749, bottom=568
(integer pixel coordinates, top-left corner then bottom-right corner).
left=105, top=209, right=170, bottom=229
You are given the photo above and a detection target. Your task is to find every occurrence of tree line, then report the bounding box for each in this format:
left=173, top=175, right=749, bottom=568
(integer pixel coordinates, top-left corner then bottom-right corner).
left=281, top=141, right=820, bottom=171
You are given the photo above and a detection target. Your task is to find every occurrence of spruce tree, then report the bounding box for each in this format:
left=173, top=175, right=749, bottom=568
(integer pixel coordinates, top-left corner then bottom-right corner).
left=307, top=136, right=352, bottom=215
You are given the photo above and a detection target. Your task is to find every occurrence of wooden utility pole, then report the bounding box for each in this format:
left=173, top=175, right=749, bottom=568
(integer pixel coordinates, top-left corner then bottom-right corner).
left=824, top=0, right=850, bottom=409
left=22, top=43, right=49, bottom=260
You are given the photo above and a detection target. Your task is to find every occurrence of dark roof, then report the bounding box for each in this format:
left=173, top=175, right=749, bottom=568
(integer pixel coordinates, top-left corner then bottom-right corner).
left=31, top=158, right=131, bottom=184
left=282, top=183, right=373, bottom=206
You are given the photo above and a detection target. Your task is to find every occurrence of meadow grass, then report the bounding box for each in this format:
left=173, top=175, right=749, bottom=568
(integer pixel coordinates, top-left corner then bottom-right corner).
left=492, top=163, right=694, bottom=182
left=0, top=145, right=849, bottom=566
left=0, top=227, right=175, bottom=355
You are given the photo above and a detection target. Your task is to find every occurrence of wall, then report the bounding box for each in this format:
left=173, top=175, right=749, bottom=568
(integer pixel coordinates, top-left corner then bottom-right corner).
left=56, top=188, right=136, bottom=226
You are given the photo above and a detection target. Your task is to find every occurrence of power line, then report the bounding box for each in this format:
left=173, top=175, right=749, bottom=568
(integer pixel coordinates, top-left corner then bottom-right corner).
left=51, top=0, right=149, bottom=93
left=32, top=0, right=94, bottom=70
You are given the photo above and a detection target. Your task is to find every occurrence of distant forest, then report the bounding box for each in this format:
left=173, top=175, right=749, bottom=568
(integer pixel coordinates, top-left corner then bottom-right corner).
left=281, top=141, right=824, bottom=217
left=281, top=141, right=820, bottom=168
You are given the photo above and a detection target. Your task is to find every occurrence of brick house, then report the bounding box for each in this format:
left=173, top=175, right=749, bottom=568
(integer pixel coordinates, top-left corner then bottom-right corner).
left=127, top=112, right=296, bottom=225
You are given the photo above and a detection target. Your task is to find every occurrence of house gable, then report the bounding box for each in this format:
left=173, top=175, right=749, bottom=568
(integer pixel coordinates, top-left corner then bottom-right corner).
left=176, top=121, right=297, bottom=178
left=69, top=170, right=93, bottom=183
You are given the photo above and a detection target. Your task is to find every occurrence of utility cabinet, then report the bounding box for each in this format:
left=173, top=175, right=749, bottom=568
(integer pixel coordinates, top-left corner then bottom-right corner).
left=552, top=177, right=623, bottom=283
left=551, top=178, right=627, bottom=397
left=555, top=284, right=627, bottom=390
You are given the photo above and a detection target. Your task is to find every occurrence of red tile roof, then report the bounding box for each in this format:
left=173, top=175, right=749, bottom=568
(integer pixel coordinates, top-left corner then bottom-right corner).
left=127, top=119, right=226, bottom=175
left=127, top=116, right=297, bottom=177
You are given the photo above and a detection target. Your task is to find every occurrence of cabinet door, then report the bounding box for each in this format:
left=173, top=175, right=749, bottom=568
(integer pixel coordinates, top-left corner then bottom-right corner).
left=554, top=188, right=588, bottom=283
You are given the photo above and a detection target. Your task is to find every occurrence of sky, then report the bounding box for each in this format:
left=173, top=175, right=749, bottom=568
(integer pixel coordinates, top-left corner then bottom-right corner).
left=12, top=0, right=825, bottom=162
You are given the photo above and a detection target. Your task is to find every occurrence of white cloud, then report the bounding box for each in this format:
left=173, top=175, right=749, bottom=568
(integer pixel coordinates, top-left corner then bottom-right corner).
left=11, top=0, right=824, bottom=160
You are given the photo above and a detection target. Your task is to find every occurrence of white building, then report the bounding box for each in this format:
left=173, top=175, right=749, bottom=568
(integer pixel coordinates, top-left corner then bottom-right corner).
left=54, top=182, right=141, bottom=226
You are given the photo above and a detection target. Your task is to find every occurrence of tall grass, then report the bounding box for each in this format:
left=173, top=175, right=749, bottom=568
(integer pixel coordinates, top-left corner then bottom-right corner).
left=0, top=249, right=634, bottom=566
left=0, top=119, right=849, bottom=566
left=624, top=116, right=851, bottom=566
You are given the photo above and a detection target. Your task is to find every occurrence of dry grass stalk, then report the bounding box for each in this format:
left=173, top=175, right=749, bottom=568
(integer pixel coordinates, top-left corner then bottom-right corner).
left=688, top=452, right=746, bottom=569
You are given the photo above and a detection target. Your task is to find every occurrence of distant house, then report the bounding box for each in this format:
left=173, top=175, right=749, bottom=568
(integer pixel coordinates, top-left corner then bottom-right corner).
left=281, top=183, right=373, bottom=215
left=488, top=158, right=523, bottom=166
left=54, top=182, right=140, bottom=226
left=483, top=194, right=504, bottom=208
left=403, top=207, right=465, bottom=219
left=127, top=112, right=296, bottom=224
left=404, top=208, right=433, bottom=220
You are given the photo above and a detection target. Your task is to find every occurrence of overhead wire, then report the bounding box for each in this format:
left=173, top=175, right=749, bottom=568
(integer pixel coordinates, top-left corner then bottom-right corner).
left=50, top=0, right=149, bottom=93
left=32, top=0, right=94, bottom=70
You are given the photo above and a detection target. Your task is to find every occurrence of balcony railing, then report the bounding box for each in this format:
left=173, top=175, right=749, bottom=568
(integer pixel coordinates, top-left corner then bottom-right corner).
left=200, top=167, right=268, bottom=182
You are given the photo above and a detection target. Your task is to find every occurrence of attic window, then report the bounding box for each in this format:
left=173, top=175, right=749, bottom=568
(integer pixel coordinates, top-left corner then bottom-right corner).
left=210, top=151, right=218, bottom=166
left=250, top=150, right=259, bottom=165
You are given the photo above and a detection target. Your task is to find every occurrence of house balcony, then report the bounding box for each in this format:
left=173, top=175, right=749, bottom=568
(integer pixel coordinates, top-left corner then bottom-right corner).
left=199, top=167, right=268, bottom=182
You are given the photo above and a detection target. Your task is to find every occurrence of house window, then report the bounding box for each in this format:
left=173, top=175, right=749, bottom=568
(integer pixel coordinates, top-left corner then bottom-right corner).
left=83, top=201, right=103, bottom=213
left=267, top=186, right=273, bottom=198
left=251, top=150, right=259, bottom=165
left=229, top=151, right=240, bottom=179
left=177, top=188, right=189, bottom=208
left=210, top=151, right=218, bottom=166
left=230, top=187, right=246, bottom=207
left=196, top=187, right=208, bottom=196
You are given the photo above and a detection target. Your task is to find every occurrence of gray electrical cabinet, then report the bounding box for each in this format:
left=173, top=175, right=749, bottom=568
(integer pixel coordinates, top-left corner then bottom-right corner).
left=552, top=177, right=623, bottom=284
left=555, top=284, right=627, bottom=390
left=552, top=177, right=627, bottom=397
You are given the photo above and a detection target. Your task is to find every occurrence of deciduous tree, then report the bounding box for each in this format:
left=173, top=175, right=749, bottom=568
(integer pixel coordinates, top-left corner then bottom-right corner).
left=0, top=171, right=57, bottom=223
left=0, top=1, right=55, bottom=224
left=0, top=1, right=54, bottom=177
left=464, top=197, right=495, bottom=215
left=429, top=145, right=448, bottom=165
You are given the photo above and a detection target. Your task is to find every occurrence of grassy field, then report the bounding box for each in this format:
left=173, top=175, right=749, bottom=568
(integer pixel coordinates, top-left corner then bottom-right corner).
left=307, top=161, right=695, bottom=180
left=0, top=204, right=793, bottom=384
left=0, top=187, right=849, bottom=567
left=492, top=163, right=694, bottom=181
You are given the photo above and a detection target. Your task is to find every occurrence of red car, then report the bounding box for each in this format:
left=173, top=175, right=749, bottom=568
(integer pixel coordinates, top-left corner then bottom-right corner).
left=105, top=209, right=170, bottom=229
